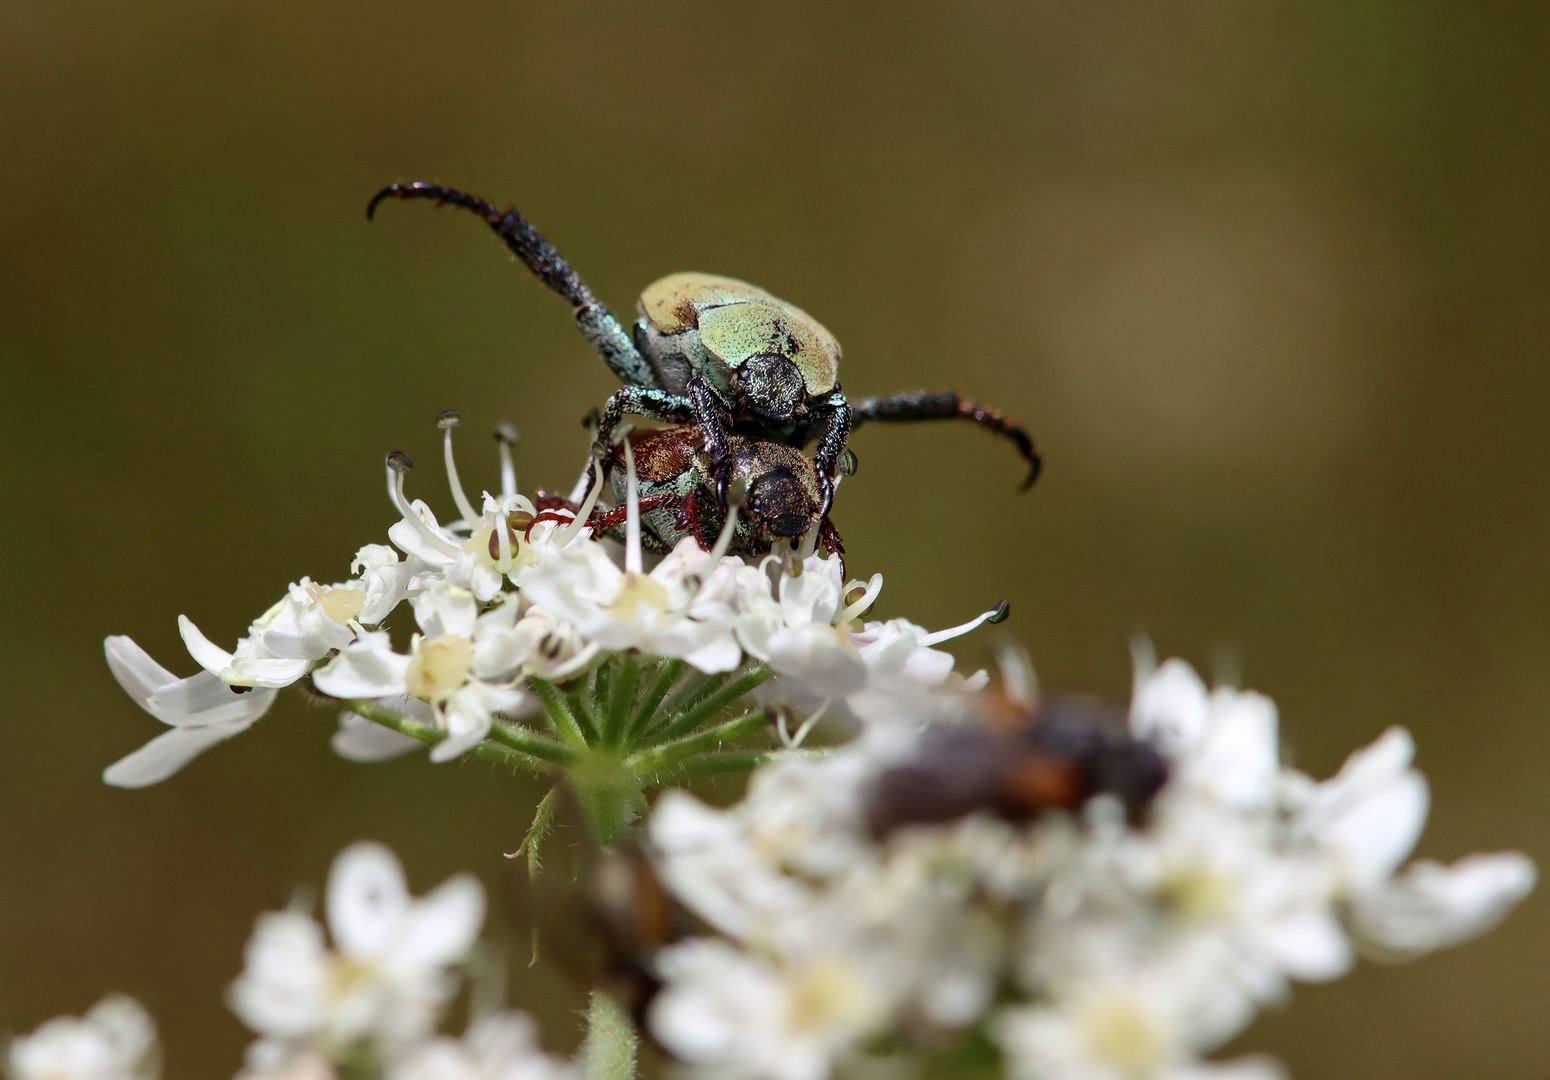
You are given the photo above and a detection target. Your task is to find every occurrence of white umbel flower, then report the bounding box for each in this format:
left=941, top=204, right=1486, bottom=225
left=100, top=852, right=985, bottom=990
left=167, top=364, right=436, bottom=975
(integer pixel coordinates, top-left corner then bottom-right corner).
left=9, top=996, right=158, bottom=1080
left=102, top=636, right=277, bottom=788
left=387, top=1012, right=577, bottom=1080
left=230, top=841, right=485, bottom=1064
left=650, top=937, right=887, bottom=1080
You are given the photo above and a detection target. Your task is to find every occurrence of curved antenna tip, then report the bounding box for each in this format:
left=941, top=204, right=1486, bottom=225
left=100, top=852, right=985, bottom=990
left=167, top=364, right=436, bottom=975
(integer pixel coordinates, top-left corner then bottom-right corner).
left=365, top=184, right=401, bottom=221
left=1019, top=455, right=1043, bottom=492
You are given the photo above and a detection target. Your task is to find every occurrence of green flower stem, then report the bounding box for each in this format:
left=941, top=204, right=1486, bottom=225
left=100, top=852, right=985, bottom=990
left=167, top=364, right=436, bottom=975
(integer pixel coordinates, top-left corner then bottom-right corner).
left=518, top=785, right=560, bottom=878
left=652, top=750, right=775, bottom=780
left=624, top=658, right=684, bottom=745
left=627, top=711, right=769, bottom=775
left=646, top=665, right=774, bottom=745
left=584, top=989, right=637, bottom=1080
left=528, top=678, right=589, bottom=749
left=594, top=663, right=612, bottom=719
left=488, top=718, right=579, bottom=767
left=603, top=654, right=641, bottom=746
left=345, top=700, right=545, bottom=772
left=654, top=670, right=729, bottom=728
left=565, top=684, right=602, bottom=744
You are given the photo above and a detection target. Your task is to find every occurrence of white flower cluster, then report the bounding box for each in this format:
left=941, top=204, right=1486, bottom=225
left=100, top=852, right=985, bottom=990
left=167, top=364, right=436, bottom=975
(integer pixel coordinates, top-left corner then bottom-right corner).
left=230, top=842, right=575, bottom=1080
left=8, top=997, right=157, bottom=1080
left=102, top=423, right=999, bottom=786
left=642, top=653, right=1536, bottom=1080
left=9, top=843, right=577, bottom=1080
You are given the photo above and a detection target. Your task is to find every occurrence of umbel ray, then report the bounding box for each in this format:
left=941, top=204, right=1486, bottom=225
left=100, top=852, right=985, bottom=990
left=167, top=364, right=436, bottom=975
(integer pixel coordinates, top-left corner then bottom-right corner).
left=367, top=182, right=1042, bottom=520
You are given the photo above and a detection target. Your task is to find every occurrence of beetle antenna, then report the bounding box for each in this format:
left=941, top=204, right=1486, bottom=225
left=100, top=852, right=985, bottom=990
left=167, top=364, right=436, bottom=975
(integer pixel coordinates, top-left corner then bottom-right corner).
left=368, top=182, right=595, bottom=309
left=849, top=391, right=1042, bottom=490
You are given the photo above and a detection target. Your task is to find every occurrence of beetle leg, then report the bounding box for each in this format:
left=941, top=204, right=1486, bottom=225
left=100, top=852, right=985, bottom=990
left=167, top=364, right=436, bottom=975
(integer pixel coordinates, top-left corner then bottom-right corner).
left=849, top=391, right=1041, bottom=490
left=685, top=376, right=737, bottom=503
left=597, top=387, right=695, bottom=449
left=367, top=182, right=655, bottom=387
left=585, top=493, right=680, bottom=536
left=679, top=488, right=716, bottom=552
left=810, top=395, right=853, bottom=518
left=818, top=516, right=847, bottom=580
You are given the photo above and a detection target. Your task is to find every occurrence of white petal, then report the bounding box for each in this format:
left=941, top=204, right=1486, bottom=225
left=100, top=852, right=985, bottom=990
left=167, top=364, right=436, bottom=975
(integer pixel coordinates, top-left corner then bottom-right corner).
left=313, top=636, right=410, bottom=699
left=1332, top=726, right=1415, bottom=791
left=1171, top=1057, right=1288, bottom=1080
left=1352, top=852, right=1537, bottom=956
left=411, top=585, right=479, bottom=639
left=1131, top=658, right=1209, bottom=754
left=227, top=657, right=314, bottom=689
left=147, top=670, right=257, bottom=720
left=332, top=710, right=422, bottom=762
left=327, top=842, right=410, bottom=959
left=1326, top=771, right=1429, bottom=889
left=1254, top=910, right=1352, bottom=981
left=429, top=709, right=491, bottom=763
left=179, top=615, right=236, bottom=673
left=393, top=874, right=486, bottom=969
left=103, top=636, right=177, bottom=707
left=1190, top=690, right=1278, bottom=807
left=103, top=721, right=251, bottom=787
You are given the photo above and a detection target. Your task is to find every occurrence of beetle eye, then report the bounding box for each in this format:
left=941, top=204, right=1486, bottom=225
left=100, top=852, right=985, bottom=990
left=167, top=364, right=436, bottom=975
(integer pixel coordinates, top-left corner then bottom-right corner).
left=736, top=353, right=804, bottom=421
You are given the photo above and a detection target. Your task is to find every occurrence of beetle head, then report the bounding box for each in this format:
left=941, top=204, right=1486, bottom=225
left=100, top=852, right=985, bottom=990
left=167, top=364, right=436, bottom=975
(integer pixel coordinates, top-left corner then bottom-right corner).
left=725, top=437, right=823, bottom=543
left=733, top=352, right=806, bottom=422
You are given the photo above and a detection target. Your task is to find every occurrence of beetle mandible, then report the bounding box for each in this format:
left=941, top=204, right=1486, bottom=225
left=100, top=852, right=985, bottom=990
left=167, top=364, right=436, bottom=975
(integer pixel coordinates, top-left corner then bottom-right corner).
left=367, top=182, right=1042, bottom=515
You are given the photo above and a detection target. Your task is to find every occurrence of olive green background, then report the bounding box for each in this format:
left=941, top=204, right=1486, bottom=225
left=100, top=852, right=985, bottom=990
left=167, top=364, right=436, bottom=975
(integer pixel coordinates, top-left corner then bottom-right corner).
left=3, top=1, right=1548, bottom=1076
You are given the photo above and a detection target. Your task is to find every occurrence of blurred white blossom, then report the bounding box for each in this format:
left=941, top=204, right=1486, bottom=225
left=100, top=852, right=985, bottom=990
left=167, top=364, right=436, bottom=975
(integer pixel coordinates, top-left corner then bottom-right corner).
left=8, top=997, right=158, bottom=1080
left=230, top=842, right=485, bottom=1066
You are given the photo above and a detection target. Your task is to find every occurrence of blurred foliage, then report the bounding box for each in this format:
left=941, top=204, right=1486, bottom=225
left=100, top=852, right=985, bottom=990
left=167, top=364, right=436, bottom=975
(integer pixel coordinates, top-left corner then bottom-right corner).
left=2, top=0, right=1549, bottom=1076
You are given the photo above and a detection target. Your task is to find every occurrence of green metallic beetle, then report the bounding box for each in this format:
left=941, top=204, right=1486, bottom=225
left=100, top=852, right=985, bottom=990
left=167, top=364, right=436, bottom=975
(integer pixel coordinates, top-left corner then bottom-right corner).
left=367, top=182, right=1041, bottom=515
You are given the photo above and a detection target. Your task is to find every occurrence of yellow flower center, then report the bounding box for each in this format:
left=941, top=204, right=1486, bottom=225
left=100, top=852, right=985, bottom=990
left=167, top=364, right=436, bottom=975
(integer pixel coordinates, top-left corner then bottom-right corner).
left=1082, top=998, right=1167, bottom=1078
left=405, top=634, right=474, bottom=703
left=786, top=960, right=869, bottom=1034
left=608, top=573, right=670, bottom=621
left=321, top=587, right=367, bottom=624
left=1156, top=864, right=1236, bottom=923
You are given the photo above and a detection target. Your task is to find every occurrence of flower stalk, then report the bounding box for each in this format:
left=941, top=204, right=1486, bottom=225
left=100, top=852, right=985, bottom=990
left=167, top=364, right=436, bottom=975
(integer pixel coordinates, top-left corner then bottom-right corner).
left=350, top=655, right=776, bottom=848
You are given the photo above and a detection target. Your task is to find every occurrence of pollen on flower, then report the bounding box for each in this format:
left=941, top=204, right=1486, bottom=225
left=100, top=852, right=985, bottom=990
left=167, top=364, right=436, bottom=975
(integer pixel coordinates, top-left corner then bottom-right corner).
left=608, top=574, right=671, bottom=621
left=405, top=634, right=475, bottom=703
left=320, top=587, right=367, bottom=625
left=1156, top=865, right=1237, bottom=923
left=1081, top=997, right=1168, bottom=1077
left=786, top=960, right=870, bottom=1034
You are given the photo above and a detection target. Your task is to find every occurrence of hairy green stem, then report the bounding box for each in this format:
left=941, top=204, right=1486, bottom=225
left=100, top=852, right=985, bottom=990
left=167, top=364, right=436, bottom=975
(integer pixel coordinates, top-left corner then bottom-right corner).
left=527, top=678, right=589, bottom=749
left=584, top=990, right=637, bottom=1080
left=628, top=711, right=769, bottom=774
left=604, top=654, right=641, bottom=746
left=646, top=666, right=774, bottom=745
left=652, top=750, right=775, bottom=780
left=625, top=658, right=684, bottom=745
left=565, top=684, right=602, bottom=744
left=488, top=718, right=578, bottom=766
left=345, top=700, right=544, bottom=772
